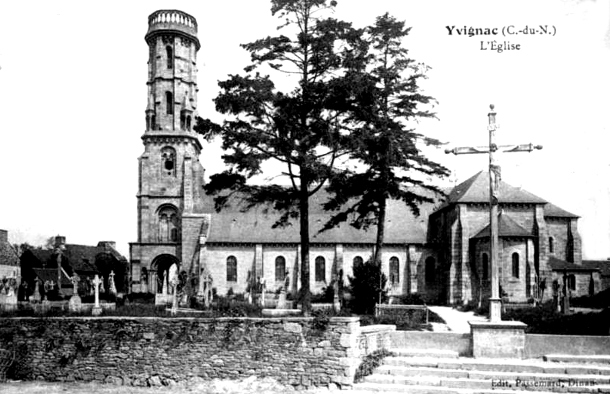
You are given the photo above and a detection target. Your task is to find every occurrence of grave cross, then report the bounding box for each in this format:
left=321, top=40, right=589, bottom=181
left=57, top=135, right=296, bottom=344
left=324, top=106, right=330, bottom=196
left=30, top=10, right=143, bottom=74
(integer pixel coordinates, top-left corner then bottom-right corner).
left=92, top=274, right=102, bottom=309
left=445, top=104, right=542, bottom=322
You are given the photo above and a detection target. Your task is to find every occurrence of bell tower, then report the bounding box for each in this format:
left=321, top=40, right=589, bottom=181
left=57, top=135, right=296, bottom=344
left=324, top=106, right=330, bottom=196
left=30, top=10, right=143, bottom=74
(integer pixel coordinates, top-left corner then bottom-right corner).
left=130, top=10, right=208, bottom=294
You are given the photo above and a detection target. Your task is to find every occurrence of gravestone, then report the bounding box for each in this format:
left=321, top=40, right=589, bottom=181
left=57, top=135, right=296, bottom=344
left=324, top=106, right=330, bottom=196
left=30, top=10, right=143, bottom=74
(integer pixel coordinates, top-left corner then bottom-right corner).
left=32, top=278, right=42, bottom=302
left=69, top=274, right=82, bottom=313
left=3, top=278, right=18, bottom=311
left=109, top=270, right=117, bottom=296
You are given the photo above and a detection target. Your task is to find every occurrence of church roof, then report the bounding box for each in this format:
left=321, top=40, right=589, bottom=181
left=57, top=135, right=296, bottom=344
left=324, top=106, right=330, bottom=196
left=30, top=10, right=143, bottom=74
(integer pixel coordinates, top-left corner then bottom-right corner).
left=204, top=191, right=435, bottom=245
left=472, top=213, right=533, bottom=239
left=548, top=256, right=598, bottom=272
left=582, top=260, right=610, bottom=276
left=543, top=202, right=579, bottom=218
left=439, top=171, right=547, bottom=209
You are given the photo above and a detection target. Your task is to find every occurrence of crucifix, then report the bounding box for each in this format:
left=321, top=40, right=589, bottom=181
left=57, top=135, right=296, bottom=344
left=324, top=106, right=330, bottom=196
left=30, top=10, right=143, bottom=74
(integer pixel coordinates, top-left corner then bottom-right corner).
left=445, top=104, right=542, bottom=322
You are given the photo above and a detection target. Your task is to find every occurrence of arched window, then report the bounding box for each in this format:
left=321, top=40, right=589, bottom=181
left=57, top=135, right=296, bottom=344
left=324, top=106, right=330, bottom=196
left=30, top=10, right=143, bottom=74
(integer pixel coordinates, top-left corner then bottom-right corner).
left=166, top=46, right=173, bottom=69
left=482, top=253, right=489, bottom=281
left=353, top=256, right=363, bottom=270
left=315, top=256, right=325, bottom=282
left=275, top=256, right=286, bottom=282
left=146, top=115, right=151, bottom=131
left=180, top=112, right=186, bottom=130
left=157, top=205, right=179, bottom=243
left=389, top=256, right=399, bottom=285
left=166, top=91, right=173, bottom=115
left=226, top=256, right=237, bottom=282
left=151, top=114, right=157, bottom=130
left=549, top=237, right=554, bottom=253
left=568, top=274, right=576, bottom=291
left=186, top=115, right=191, bottom=130
left=425, top=257, right=436, bottom=284
left=512, top=253, right=520, bottom=278
left=161, top=147, right=176, bottom=176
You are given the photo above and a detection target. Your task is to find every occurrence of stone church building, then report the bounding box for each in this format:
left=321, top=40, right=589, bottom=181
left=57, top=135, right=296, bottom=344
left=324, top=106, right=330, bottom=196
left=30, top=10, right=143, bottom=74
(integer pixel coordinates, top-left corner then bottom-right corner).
left=129, top=10, right=604, bottom=305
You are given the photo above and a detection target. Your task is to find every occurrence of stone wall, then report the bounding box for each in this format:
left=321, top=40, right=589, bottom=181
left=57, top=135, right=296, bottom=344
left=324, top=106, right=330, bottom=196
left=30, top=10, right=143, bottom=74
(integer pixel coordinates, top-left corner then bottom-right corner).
left=0, top=316, right=391, bottom=389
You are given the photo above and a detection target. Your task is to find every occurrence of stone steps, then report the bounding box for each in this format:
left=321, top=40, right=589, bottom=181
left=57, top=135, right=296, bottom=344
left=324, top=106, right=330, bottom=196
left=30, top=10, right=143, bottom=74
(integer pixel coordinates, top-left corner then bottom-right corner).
left=354, top=354, right=610, bottom=393
left=545, top=354, right=610, bottom=365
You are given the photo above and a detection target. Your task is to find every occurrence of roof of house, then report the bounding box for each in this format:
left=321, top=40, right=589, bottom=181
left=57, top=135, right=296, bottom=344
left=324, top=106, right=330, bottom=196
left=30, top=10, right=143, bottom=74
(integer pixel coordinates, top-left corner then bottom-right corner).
left=0, top=241, right=19, bottom=267
left=582, top=260, right=610, bottom=276
left=26, top=242, right=126, bottom=274
left=472, top=214, right=533, bottom=239
left=32, top=268, right=72, bottom=287
left=548, top=256, right=599, bottom=272
left=204, top=190, right=437, bottom=245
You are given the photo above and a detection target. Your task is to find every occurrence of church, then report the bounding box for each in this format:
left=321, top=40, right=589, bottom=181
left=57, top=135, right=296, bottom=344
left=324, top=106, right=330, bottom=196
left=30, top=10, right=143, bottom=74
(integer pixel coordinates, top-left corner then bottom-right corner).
left=128, top=10, right=604, bottom=305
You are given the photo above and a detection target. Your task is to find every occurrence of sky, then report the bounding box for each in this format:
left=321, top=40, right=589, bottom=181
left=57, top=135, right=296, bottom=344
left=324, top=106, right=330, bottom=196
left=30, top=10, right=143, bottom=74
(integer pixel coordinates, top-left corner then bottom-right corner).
left=0, top=0, right=609, bottom=259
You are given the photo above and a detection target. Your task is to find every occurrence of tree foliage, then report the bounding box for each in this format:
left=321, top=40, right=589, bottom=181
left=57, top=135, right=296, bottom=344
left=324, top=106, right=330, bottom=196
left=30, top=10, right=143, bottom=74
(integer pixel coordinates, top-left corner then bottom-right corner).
left=323, top=13, right=450, bottom=264
left=195, top=0, right=364, bottom=313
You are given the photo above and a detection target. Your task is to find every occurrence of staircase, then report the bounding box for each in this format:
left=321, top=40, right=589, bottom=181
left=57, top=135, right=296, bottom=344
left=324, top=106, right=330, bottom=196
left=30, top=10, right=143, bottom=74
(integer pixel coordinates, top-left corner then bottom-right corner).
left=354, top=349, right=610, bottom=393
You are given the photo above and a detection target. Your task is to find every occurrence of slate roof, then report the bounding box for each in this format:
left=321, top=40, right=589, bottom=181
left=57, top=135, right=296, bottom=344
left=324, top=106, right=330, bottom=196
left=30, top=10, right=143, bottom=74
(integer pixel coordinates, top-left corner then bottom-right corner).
left=27, top=242, right=126, bottom=275
left=548, top=256, right=598, bottom=272
left=472, top=214, right=533, bottom=239
left=32, top=268, right=72, bottom=287
left=582, top=260, right=610, bottom=276
left=438, top=171, right=547, bottom=209
left=543, top=202, right=579, bottom=218
left=204, top=191, right=437, bottom=245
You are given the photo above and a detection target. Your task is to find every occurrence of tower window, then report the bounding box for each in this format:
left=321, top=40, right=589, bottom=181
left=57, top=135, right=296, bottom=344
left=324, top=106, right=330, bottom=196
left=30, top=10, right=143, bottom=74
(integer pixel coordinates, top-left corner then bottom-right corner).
left=275, top=256, right=286, bottom=282
left=161, top=147, right=176, bottom=176
left=389, top=256, right=399, bottom=285
left=315, top=256, right=325, bottom=282
left=226, top=256, right=237, bottom=282
left=549, top=237, right=554, bottom=253
left=166, top=46, right=173, bottom=69
left=166, top=91, right=173, bottom=115
left=512, top=252, right=520, bottom=278
left=186, top=115, right=191, bottom=130
left=157, top=204, right=179, bottom=243
left=353, top=256, right=363, bottom=270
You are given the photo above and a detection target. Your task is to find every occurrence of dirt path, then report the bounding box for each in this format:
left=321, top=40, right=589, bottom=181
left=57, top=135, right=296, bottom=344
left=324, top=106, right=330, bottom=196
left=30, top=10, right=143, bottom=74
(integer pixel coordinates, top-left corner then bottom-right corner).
left=428, top=306, right=487, bottom=333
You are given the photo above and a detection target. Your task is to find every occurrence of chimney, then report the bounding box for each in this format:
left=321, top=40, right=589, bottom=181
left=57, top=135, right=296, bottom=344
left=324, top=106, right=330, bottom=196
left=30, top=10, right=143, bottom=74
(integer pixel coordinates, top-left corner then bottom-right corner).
left=98, top=241, right=116, bottom=251
left=55, top=235, right=66, bottom=250
left=0, top=229, right=7, bottom=244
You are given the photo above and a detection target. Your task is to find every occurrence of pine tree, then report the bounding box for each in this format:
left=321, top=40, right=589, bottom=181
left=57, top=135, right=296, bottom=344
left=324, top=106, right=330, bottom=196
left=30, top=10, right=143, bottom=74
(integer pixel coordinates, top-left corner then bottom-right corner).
left=323, top=13, right=449, bottom=286
left=195, top=0, right=364, bottom=314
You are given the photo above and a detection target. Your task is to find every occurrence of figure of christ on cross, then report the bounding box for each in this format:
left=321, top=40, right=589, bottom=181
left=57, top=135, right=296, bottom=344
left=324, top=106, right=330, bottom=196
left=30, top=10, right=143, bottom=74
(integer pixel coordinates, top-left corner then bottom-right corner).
left=445, top=104, right=542, bottom=322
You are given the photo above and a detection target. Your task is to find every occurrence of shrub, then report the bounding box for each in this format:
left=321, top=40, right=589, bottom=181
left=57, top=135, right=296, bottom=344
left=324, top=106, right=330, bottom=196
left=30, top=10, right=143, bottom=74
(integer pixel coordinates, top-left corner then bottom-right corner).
left=349, top=261, right=387, bottom=315
left=354, top=349, right=393, bottom=383
left=504, top=301, right=610, bottom=335
left=395, top=293, right=425, bottom=305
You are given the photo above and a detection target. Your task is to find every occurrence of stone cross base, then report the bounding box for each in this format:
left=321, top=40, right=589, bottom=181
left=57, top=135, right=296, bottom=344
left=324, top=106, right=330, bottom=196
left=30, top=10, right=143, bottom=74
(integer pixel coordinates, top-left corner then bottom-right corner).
left=92, top=306, right=103, bottom=316
left=155, top=293, right=174, bottom=306
left=469, top=320, right=527, bottom=358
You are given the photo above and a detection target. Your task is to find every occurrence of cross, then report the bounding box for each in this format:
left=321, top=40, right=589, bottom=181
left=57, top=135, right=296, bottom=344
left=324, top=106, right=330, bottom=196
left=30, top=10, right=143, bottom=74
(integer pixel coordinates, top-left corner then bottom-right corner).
left=92, top=274, right=102, bottom=308
left=445, top=104, right=542, bottom=322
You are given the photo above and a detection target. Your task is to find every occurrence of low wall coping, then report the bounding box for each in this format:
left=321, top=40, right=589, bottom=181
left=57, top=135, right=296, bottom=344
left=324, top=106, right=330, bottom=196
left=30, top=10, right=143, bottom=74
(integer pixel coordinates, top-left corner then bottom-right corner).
left=360, top=324, right=396, bottom=334
left=0, top=315, right=361, bottom=323
left=469, top=320, right=527, bottom=329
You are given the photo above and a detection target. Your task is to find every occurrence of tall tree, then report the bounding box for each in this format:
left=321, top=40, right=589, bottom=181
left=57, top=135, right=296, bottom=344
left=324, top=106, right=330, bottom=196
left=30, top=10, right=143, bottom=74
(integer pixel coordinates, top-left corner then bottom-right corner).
left=323, top=14, right=450, bottom=274
left=195, top=0, right=363, bottom=314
